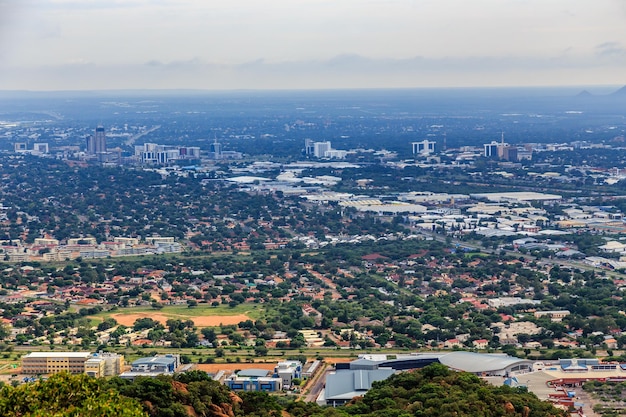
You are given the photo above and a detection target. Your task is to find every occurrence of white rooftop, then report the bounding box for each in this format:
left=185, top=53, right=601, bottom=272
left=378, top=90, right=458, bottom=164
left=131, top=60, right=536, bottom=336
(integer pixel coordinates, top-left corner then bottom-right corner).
left=470, top=192, right=562, bottom=202
left=23, top=351, right=92, bottom=358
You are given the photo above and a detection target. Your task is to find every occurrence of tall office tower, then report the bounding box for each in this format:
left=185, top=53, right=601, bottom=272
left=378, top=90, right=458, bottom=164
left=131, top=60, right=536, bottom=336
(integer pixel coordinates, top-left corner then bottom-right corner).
left=94, top=126, right=106, bottom=154
left=210, top=138, right=222, bottom=159
left=484, top=141, right=499, bottom=158
left=501, top=146, right=518, bottom=162
left=313, top=141, right=331, bottom=158
left=87, top=126, right=107, bottom=155
left=304, top=139, right=315, bottom=155
left=86, top=135, right=94, bottom=154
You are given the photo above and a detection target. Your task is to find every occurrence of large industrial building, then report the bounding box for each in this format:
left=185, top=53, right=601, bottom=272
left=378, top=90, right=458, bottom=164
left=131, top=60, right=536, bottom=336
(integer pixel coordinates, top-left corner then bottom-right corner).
left=323, top=352, right=534, bottom=406
left=469, top=192, right=562, bottom=203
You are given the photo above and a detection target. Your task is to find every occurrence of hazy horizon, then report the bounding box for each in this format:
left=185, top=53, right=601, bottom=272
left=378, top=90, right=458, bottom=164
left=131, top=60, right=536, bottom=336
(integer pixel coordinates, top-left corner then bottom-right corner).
left=1, top=1, right=625, bottom=91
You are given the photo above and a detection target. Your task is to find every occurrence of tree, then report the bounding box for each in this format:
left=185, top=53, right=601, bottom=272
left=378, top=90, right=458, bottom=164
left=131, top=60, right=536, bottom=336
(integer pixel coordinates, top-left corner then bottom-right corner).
left=0, top=372, right=146, bottom=417
left=254, top=345, right=269, bottom=356
left=201, top=327, right=217, bottom=344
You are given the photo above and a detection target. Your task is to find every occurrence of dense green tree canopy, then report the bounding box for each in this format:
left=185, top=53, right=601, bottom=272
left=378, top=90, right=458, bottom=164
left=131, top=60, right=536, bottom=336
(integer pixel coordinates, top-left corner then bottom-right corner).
left=343, top=364, right=566, bottom=417
left=0, top=372, right=147, bottom=417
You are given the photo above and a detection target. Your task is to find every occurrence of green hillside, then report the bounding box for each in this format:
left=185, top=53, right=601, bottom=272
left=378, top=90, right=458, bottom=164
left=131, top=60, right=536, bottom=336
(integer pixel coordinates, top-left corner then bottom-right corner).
left=0, top=365, right=566, bottom=417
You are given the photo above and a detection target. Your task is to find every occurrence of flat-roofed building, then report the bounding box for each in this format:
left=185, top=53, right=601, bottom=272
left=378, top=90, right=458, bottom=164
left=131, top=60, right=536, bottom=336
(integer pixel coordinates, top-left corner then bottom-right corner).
left=274, top=360, right=302, bottom=388
left=534, top=310, right=570, bottom=322
left=84, top=357, right=105, bottom=377
left=84, top=352, right=125, bottom=377
left=113, top=237, right=140, bottom=246
left=412, top=140, right=436, bottom=156
left=145, top=236, right=175, bottom=245
left=469, top=192, right=562, bottom=203
left=225, top=375, right=283, bottom=392
left=119, top=354, right=179, bottom=380
left=34, top=238, right=59, bottom=246
left=22, top=352, right=91, bottom=375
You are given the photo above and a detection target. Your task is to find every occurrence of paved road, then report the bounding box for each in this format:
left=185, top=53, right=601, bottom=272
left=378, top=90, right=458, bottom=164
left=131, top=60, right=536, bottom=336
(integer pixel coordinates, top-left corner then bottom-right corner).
left=125, top=125, right=161, bottom=147
left=304, top=365, right=331, bottom=403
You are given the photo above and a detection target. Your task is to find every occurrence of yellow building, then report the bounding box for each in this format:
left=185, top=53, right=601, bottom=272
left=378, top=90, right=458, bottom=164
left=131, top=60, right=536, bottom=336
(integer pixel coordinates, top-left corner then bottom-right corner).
left=21, top=352, right=91, bottom=375
left=84, top=352, right=125, bottom=377
left=21, top=352, right=124, bottom=377
left=84, top=357, right=105, bottom=377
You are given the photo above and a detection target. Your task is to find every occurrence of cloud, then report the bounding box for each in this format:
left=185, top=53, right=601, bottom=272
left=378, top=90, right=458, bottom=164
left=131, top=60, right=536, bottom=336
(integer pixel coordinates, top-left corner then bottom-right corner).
left=3, top=50, right=626, bottom=91
left=596, top=42, right=626, bottom=57
left=36, top=0, right=161, bottom=11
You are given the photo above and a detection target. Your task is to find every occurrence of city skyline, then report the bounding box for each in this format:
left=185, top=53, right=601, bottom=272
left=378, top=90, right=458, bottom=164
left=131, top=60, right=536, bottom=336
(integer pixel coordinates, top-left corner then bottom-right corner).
left=1, top=0, right=625, bottom=90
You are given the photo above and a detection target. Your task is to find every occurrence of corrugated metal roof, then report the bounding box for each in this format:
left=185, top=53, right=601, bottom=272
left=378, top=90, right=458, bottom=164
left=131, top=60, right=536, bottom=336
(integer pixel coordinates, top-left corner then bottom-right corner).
left=237, top=369, right=271, bottom=377
left=325, top=369, right=395, bottom=400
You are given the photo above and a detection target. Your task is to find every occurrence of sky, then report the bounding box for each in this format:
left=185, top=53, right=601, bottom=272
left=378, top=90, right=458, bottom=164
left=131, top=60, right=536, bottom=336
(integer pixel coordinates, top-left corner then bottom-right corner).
left=0, top=0, right=625, bottom=91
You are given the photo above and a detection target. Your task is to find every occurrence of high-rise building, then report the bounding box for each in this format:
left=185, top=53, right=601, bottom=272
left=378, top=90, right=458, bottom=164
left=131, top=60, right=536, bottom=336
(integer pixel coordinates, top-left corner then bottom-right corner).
left=501, top=146, right=518, bottom=162
left=87, top=126, right=107, bottom=155
left=94, top=126, right=106, bottom=154
left=412, top=140, right=436, bottom=156
left=304, top=139, right=315, bottom=155
left=484, top=141, right=499, bottom=158
left=313, top=141, right=332, bottom=158
left=209, top=139, right=222, bottom=159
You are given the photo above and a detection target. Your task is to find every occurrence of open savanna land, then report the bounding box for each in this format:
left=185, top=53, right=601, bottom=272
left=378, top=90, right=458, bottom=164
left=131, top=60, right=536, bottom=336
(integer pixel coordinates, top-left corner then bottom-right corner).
left=87, top=303, right=264, bottom=328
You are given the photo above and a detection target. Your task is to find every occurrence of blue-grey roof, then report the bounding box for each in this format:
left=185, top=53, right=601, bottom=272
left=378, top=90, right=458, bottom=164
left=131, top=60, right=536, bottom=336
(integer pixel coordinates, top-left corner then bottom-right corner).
left=438, top=352, right=531, bottom=373
left=325, top=369, right=395, bottom=401
left=132, top=356, right=177, bottom=366
left=237, top=369, right=271, bottom=377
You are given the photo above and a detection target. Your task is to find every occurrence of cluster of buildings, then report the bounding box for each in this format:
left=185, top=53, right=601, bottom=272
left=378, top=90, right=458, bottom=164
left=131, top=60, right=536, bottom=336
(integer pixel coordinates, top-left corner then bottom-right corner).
left=21, top=351, right=124, bottom=378
left=304, top=139, right=348, bottom=159
left=322, top=352, right=534, bottom=406
left=134, top=142, right=201, bottom=164
left=0, top=236, right=182, bottom=263
left=482, top=135, right=533, bottom=162
left=410, top=134, right=532, bottom=162
left=11, top=126, right=245, bottom=166
left=14, top=142, right=50, bottom=155
left=19, top=351, right=188, bottom=380
left=19, top=351, right=307, bottom=394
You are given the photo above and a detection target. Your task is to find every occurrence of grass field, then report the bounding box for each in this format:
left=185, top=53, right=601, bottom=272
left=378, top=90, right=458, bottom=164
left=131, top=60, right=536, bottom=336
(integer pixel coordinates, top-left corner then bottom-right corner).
left=87, top=303, right=264, bottom=328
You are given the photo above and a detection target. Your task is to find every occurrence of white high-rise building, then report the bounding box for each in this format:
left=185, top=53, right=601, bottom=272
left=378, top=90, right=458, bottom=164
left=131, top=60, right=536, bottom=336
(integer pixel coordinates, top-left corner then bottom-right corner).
left=412, top=140, right=436, bottom=156
left=313, top=141, right=332, bottom=158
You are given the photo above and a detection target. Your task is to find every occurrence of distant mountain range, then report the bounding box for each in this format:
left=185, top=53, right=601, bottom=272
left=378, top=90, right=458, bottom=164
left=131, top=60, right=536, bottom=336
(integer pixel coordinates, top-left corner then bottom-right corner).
left=577, top=85, right=626, bottom=97
left=612, top=85, right=626, bottom=96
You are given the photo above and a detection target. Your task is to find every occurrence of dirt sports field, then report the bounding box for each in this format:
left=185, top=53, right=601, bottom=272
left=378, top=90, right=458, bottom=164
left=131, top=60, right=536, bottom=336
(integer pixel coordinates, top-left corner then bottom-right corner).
left=110, top=313, right=252, bottom=327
